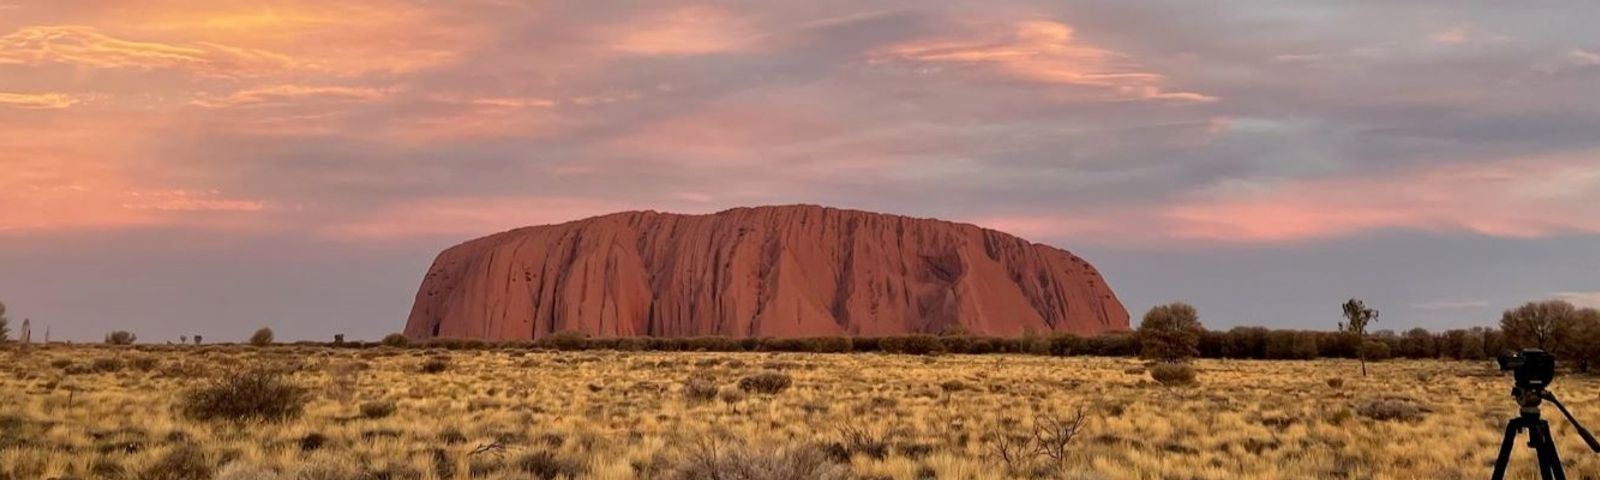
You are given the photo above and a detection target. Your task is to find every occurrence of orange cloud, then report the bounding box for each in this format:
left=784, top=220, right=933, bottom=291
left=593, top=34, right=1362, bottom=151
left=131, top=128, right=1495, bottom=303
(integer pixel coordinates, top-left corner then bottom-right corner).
left=0, top=25, right=292, bottom=76
left=0, top=91, right=82, bottom=109
left=610, top=6, right=758, bottom=55
left=190, top=84, right=388, bottom=108
left=873, top=20, right=1216, bottom=102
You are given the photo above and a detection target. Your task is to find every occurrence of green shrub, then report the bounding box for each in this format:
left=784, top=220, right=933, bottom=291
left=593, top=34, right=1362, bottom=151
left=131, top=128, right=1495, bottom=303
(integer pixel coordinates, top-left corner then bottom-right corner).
left=738, top=371, right=793, bottom=395
left=178, top=366, right=309, bottom=422
left=359, top=400, right=397, bottom=419
left=1149, top=363, right=1196, bottom=386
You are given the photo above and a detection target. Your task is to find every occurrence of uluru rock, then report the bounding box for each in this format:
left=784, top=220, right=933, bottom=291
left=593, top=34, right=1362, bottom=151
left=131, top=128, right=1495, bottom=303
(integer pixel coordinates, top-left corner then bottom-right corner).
left=404, top=205, right=1128, bottom=340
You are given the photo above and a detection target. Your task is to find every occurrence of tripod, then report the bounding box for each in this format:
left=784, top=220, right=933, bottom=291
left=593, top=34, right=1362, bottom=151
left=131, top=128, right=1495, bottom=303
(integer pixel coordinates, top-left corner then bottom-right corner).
left=1491, top=387, right=1600, bottom=480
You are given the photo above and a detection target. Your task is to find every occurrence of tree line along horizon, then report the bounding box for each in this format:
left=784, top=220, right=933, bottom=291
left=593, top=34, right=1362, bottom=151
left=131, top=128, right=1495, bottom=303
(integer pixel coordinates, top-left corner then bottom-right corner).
left=1, top=298, right=1597, bottom=368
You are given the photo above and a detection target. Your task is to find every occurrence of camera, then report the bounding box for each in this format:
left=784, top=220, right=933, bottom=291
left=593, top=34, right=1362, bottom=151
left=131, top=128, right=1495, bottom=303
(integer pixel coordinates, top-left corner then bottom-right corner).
left=1498, top=348, right=1556, bottom=390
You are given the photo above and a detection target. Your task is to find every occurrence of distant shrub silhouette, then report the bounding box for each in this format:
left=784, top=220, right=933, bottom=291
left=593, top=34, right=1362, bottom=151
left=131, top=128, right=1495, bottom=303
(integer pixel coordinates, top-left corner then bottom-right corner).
left=249, top=328, right=274, bottom=347
left=179, top=366, right=309, bottom=423
left=880, top=335, right=944, bottom=355
left=381, top=333, right=410, bottom=348
left=1360, top=341, right=1392, bottom=361
left=104, top=331, right=137, bottom=345
left=542, top=331, right=589, bottom=351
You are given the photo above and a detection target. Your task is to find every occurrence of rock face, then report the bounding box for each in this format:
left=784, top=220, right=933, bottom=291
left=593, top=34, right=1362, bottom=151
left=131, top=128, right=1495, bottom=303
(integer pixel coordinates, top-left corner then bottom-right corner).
left=404, top=205, right=1128, bottom=340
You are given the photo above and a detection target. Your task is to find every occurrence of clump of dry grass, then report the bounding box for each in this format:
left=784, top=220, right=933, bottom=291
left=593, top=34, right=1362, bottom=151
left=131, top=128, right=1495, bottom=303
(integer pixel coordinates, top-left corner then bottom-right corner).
left=1149, top=363, right=1196, bottom=385
left=737, top=371, right=792, bottom=395
left=178, top=366, right=309, bottom=422
left=1356, top=395, right=1432, bottom=422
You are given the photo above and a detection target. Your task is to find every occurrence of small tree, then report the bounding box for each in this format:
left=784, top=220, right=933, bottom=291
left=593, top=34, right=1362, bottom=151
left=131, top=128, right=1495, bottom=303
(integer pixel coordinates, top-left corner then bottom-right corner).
left=105, top=331, right=137, bottom=345
left=194, top=335, right=203, bottom=345
left=1340, top=299, right=1379, bottom=377
left=0, top=301, right=9, bottom=343
left=1137, top=302, right=1204, bottom=363
left=249, top=328, right=274, bottom=347
left=333, top=334, right=345, bottom=346
left=180, top=335, right=189, bottom=344
left=1500, top=300, right=1576, bottom=351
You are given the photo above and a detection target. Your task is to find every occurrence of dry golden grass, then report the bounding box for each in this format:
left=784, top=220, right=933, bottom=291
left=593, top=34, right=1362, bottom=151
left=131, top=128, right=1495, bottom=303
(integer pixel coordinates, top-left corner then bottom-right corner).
left=3, top=344, right=1599, bottom=479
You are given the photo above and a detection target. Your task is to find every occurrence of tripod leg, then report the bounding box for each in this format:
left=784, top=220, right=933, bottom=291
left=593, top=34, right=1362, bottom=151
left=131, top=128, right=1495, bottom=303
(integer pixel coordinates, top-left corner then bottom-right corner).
left=1533, top=422, right=1565, bottom=480
left=1493, top=418, right=1523, bottom=480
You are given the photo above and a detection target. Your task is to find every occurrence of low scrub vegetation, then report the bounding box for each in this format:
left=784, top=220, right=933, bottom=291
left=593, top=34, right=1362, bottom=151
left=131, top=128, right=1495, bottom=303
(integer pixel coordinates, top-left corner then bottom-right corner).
left=177, top=366, right=309, bottom=422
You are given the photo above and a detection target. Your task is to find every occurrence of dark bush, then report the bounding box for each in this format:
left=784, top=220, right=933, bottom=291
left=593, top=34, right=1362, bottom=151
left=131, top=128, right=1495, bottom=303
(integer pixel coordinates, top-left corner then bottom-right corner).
left=1360, top=340, right=1392, bottom=361
left=360, top=400, right=397, bottom=419
left=1046, top=333, right=1084, bottom=356
left=249, top=328, right=274, bottom=347
left=1149, top=363, right=1196, bottom=386
left=300, top=432, right=328, bottom=452
left=381, top=333, right=410, bottom=348
left=879, top=335, right=944, bottom=355
left=420, top=357, right=449, bottom=374
left=541, top=331, right=589, bottom=351
left=1137, top=302, right=1204, bottom=362
left=91, top=357, right=125, bottom=373
left=684, top=377, right=720, bottom=403
left=105, top=331, right=137, bottom=345
left=178, top=366, right=309, bottom=422
left=139, top=444, right=211, bottom=480
left=1084, top=332, right=1139, bottom=356
left=515, top=450, right=586, bottom=479
left=738, top=371, right=793, bottom=395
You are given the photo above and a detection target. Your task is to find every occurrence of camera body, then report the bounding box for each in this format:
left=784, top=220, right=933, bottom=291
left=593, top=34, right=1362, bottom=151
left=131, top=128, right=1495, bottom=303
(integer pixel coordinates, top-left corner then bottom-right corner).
left=1498, top=348, right=1557, bottom=391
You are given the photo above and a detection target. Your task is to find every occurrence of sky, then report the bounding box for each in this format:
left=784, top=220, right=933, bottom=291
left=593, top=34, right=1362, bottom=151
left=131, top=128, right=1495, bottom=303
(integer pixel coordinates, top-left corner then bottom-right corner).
left=1, top=0, right=1597, bottom=342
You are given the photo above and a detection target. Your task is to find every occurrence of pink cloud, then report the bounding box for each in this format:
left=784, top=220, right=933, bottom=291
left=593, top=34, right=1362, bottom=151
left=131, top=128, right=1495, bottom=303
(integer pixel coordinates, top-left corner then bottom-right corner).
left=319, top=197, right=652, bottom=241
left=872, top=20, right=1216, bottom=103
left=609, top=6, right=759, bottom=55
left=1166, top=156, right=1600, bottom=242
left=964, top=154, right=1600, bottom=245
